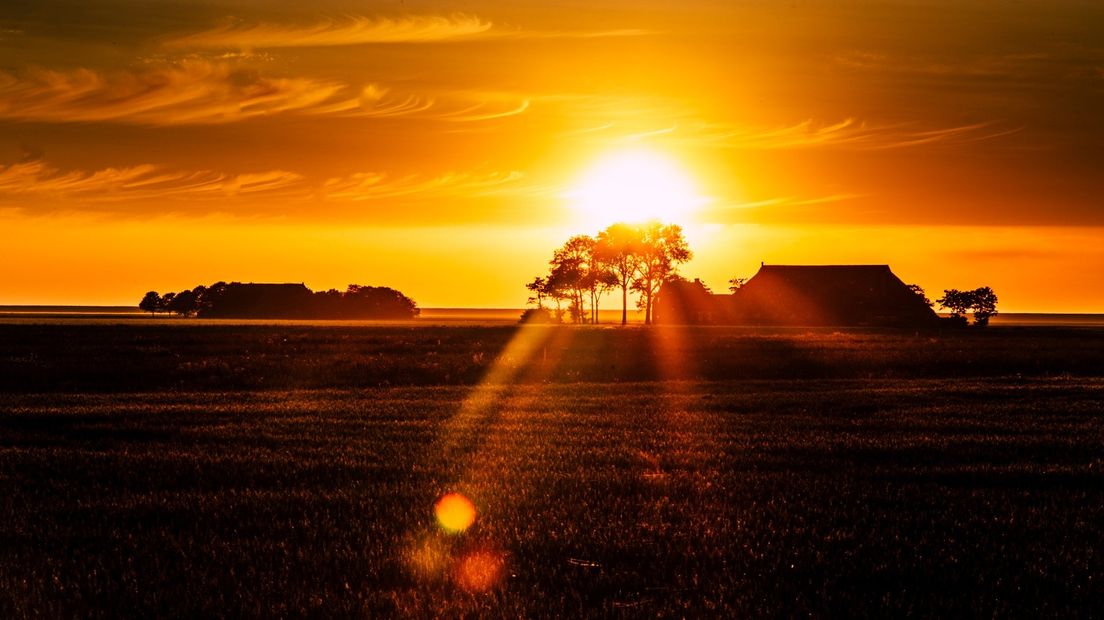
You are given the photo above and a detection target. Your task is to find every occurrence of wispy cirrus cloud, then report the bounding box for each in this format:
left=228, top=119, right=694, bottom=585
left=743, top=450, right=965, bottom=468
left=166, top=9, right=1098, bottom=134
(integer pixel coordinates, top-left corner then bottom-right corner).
left=163, top=14, right=493, bottom=49
left=544, top=92, right=1020, bottom=150
left=0, top=160, right=537, bottom=215
left=570, top=115, right=1020, bottom=150
left=685, top=118, right=1022, bottom=150
left=0, top=160, right=308, bottom=205
left=0, top=61, right=528, bottom=125
left=321, top=170, right=539, bottom=202
left=162, top=14, right=650, bottom=50
left=697, top=193, right=863, bottom=224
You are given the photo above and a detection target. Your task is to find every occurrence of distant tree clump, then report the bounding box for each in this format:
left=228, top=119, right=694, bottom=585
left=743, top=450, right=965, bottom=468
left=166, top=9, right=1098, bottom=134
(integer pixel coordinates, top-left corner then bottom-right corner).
left=138, top=282, right=419, bottom=319
left=167, top=289, right=199, bottom=317
left=518, top=308, right=556, bottom=324
left=937, top=286, right=999, bottom=327
left=139, top=291, right=162, bottom=315
left=527, top=221, right=692, bottom=325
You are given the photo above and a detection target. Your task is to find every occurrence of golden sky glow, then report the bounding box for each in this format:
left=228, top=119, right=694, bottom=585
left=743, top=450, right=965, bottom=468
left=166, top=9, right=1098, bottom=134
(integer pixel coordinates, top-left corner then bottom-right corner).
left=2, top=1, right=1103, bottom=311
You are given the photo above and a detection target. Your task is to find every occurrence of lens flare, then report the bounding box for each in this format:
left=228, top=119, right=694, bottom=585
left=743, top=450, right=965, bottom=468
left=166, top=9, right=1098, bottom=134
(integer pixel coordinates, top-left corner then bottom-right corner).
left=434, top=492, right=476, bottom=533
left=453, top=550, right=505, bottom=592
left=404, top=535, right=450, bottom=580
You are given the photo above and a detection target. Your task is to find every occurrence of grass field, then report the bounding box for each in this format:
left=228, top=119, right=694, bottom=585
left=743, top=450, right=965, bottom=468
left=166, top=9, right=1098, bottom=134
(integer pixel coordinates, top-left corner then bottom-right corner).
left=2, top=324, right=1103, bottom=617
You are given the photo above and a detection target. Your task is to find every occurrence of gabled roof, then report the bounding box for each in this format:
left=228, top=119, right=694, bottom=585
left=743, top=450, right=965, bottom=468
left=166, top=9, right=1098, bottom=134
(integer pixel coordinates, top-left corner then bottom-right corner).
left=733, top=264, right=938, bottom=326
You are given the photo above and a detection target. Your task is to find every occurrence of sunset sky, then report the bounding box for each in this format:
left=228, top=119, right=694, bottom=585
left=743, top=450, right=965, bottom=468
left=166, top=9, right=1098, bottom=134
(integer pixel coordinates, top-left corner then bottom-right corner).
left=2, top=0, right=1103, bottom=311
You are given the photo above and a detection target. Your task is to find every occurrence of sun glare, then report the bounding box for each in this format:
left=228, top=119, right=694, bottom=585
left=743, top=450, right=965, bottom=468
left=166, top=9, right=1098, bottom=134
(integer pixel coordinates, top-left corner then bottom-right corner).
left=566, top=149, right=708, bottom=229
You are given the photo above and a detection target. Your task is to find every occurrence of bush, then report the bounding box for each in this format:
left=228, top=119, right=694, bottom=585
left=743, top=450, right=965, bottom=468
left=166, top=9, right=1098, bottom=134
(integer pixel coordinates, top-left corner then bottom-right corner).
left=519, top=308, right=557, bottom=324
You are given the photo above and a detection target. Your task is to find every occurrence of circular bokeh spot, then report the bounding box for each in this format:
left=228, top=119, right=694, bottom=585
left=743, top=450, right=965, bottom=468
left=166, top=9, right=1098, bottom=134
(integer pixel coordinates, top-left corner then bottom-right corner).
left=453, top=550, right=505, bottom=593
left=434, top=492, right=476, bottom=533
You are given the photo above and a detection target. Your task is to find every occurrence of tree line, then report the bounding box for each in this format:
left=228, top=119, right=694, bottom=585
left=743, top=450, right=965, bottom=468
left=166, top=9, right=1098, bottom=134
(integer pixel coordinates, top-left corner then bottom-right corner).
left=525, top=221, right=691, bottom=325
left=139, top=282, right=419, bottom=319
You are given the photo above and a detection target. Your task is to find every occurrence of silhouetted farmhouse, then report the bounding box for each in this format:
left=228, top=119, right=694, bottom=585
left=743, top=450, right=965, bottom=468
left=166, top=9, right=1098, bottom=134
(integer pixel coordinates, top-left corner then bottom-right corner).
left=655, top=264, right=940, bottom=327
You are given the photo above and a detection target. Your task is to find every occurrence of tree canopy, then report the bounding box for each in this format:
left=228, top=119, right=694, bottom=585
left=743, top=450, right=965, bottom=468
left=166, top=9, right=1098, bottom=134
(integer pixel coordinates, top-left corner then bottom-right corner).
left=937, top=287, right=999, bottom=327
left=528, top=221, right=691, bottom=325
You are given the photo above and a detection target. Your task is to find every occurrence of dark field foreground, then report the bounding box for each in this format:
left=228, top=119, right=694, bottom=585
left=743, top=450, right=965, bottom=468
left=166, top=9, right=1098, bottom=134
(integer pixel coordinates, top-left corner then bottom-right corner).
left=1, top=326, right=1103, bottom=617
left=3, top=323, right=1104, bottom=392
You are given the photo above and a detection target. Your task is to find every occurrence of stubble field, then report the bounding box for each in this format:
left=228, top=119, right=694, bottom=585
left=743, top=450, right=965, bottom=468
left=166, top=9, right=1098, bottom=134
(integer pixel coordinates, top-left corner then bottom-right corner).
left=1, top=324, right=1102, bottom=617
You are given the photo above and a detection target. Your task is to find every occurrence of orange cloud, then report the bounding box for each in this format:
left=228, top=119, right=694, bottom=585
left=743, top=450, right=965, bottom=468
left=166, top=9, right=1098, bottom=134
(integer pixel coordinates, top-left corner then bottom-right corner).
left=697, top=193, right=864, bottom=224
left=162, top=14, right=650, bottom=50
left=692, top=118, right=1022, bottom=150
left=321, top=170, right=534, bottom=201
left=590, top=117, right=1021, bottom=151
left=545, top=92, right=1019, bottom=151
left=0, top=160, right=307, bottom=205
left=163, top=14, right=493, bottom=49
left=0, top=62, right=528, bottom=125
left=0, top=160, right=538, bottom=216
left=0, top=62, right=351, bottom=125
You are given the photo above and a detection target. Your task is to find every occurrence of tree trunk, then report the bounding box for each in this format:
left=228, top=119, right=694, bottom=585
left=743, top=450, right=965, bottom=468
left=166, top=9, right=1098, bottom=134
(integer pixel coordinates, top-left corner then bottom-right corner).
left=621, top=281, right=628, bottom=326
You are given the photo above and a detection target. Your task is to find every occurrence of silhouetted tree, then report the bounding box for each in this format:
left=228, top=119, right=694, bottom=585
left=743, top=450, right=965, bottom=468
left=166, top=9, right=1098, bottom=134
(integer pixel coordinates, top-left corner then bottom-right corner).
left=728, top=277, right=747, bottom=294
left=197, top=282, right=227, bottom=315
left=159, top=292, right=176, bottom=314
left=595, top=223, right=643, bottom=325
left=139, top=291, right=161, bottom=315
left=341, top=284, right=420, bottom=318
left=549, top=235, right=594, bottom=323
left=544, top=265, right=573, bottom=323
left=525, top=276, right=548, bottom=309
left=632, top=222, right=692, bottom=324
left=937, top=289, right=973, bottom=319
left=168, top=289, right=198, bottom=316
left=519, top=308, right=556, bottom=324
left=937, top=287, right=999, bottom=327
left=908, top=284, right=934, bottom=308
left=971, top=286, right=999, bottom=327
left=588, top=261, right=618, bottom=324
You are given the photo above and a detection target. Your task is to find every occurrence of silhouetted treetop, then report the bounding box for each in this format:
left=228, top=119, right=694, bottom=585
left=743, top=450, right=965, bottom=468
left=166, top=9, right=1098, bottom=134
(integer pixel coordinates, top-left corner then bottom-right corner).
left=139, top=291, right=161, bottom=315
left=528, top=221, right=691, bottom=326
left=937, top=287, right=999, bottom=327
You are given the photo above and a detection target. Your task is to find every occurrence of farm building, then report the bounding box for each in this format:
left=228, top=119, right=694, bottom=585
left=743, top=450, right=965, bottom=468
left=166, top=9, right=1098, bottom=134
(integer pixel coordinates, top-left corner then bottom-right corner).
left=654, top=264, right=940, bottom=327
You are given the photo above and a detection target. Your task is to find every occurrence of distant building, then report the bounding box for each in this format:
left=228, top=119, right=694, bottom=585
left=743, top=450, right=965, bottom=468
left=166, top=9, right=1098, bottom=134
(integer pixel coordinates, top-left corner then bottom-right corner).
left=655, top=264, right=940, bottom=327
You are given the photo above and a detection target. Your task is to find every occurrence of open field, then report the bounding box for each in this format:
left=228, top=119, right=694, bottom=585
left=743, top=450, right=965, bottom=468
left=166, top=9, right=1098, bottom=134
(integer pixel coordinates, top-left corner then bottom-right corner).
left=4, top=324, right=1104, bottom=393
left=2, top=325, right=1103, bottom=616
left=4, top=307, right=1104, bottom=327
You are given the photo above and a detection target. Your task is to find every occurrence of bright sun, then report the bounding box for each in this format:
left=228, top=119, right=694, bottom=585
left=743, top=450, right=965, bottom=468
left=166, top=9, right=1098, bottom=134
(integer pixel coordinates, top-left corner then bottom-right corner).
left=566, top=149, right=708, bottom=229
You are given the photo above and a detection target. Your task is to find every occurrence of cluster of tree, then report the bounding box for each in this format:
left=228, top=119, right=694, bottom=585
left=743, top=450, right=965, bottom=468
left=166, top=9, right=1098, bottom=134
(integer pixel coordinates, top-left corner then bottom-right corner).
left=525, top=221, right=692, bottom=325
left=139, top=282, right=419, bottom=319
left=937, top=287, right=999, bottom=327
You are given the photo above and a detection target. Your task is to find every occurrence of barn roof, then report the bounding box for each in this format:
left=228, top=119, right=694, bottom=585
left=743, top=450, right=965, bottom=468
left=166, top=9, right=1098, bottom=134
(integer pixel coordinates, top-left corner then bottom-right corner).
left=733, top=264, right=938, bottom=326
